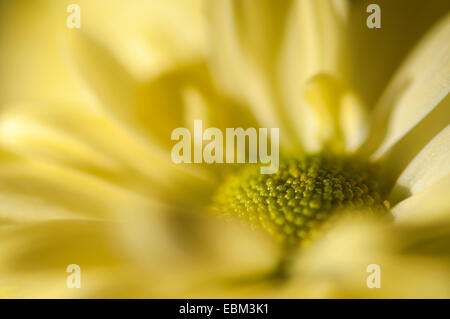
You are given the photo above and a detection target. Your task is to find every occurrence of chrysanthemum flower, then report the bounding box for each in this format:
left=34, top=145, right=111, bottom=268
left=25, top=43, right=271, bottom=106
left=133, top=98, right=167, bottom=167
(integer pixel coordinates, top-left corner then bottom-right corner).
left=0, top=0, right=449, bottom=298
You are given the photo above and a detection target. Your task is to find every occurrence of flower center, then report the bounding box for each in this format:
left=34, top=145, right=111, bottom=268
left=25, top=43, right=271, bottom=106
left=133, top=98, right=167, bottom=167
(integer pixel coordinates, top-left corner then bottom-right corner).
left=213, top=154, right=390, bottom=246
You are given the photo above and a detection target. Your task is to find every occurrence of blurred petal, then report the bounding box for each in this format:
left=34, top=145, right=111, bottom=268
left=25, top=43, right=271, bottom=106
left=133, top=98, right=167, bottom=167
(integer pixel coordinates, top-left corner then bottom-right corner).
left=208, top=0, right=299, bottom=148
left=0, top=102, right=215, bottom=208
left=0, top=149, right=83, bottom=222
left=67, top=30, right=256, bottom=157
left=0, top=1, right=85, bottom=106
left=0, top=158, right=149, bottom=222
left=122, top=211, right=280, bottom=284
left=66, top=30, right=185, bottom=151
left=73, top=0, right=208, bottom=79
left=66, top=30, right=170, bottom=147
left=340, top=91, right=369, bottom=152
left=0, top=105, right=119, bottom=172
left=0, top=0, right=207, bottom=101
left=0, top=220, right=123, bottom=272
left=390, top=126, right=450, bottom=203
left=279, top=0, right=350, bottom=149
left=301, top=74, right=368, bottom=152
left=280, top=217, right=450, bottom=298
left=0, top=209, right=280, bottom=297
left=0, top=219, right=170, bottom=297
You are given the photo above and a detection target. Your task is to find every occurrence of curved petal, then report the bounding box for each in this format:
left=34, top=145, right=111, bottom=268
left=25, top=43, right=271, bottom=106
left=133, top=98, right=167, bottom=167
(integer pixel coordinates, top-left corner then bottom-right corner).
left=72, top=0, right=208, bottom=79
left=0, top=0, right=207, bottom=110
left=0, top=157, right=153, bottom=222
left=0, top=219, right=172, bottom=297
left=279, top=216, right=450, bottom=298
left=0, top=213, right=279, bottom=297
left=278, top=0, right=350, bottom=150
left=301, top=74, right=369, bottom=152
left=361, top=14, right=450, bottom=161
left=339, top=91, right=369, bottom=152
left=67, top=31, right=257, bottom=155
left=376, top=95, right=449, bottom=187
left=0, top=103, right=215, bottom=209
left=390, top=126, right=450, bottom=203
left=66, top=30, right=174, bottom=149
left=0, top=149, right=85, bottom=222
left=392, top=175, right=450, bottom=224
left=208, top=0, right=301, bottom=148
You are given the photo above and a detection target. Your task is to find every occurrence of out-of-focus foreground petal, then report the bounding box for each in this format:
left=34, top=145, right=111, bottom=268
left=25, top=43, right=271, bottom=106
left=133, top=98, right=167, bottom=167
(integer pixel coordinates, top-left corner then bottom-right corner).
left=278, top=216, right=450, bottom=298
left=0, top=213, right=280, bottom=298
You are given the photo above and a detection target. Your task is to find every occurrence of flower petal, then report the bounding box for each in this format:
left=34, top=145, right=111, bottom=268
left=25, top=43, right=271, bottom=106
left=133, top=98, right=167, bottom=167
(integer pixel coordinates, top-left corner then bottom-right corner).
left=0, top=219, right=166, bottom=297
left=392, top=175, right=450, bottom=224
left=67, top=30, right=256, bottom=155
left=361, top=14, right=450, bottom=162
left=301, top=74, right=369, bottom=152
left=278, top=0, right=349, bottom=150
left=280, top=216, right=450, bottom=297
left=73, top=0, right=208, bottom=79
left=0, top=103, right=215, bottom=208
left=0, top=158, right=150, bottom=222
left=390, top=126, right=450, bottom=203
left=339, top=91, right=369, bottom=152
left=208, top=0, right=301, bottom=148
left=346, top=0, right=450, bottom=106
left=0, top=210, right=279, bottom=297
left=0, top=1, right=86, bottom=106
left=66, top=30, right=184, bottom=151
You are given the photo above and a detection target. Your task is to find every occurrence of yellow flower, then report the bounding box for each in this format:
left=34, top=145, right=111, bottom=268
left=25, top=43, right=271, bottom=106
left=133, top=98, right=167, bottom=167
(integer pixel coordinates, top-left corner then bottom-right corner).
left=0, top=0, right=449, bottom=298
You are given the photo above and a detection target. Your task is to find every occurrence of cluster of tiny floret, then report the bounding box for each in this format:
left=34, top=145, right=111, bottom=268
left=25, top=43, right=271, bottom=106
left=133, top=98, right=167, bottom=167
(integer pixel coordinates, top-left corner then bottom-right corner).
left=213, top=154, right=389, bottom=245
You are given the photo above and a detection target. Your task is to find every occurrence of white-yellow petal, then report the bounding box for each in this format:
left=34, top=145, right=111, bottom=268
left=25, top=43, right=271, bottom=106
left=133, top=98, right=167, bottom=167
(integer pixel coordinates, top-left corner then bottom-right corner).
left=339, top=92, right=369, bottom=151
left=392, top=175, right=450, bottom=224
left=208, top=0, right=300, bottom=148
left=390, top=126, right=450, bottom=203
left=0, top=103, right=214, bottom=208
left=363, top=14, right=450, bottom=160
left=300, top=74, right=369, bottom=152
left=0, top=220, right=159, bottom=297
left=66, top=30, right=184, bottom=151
left=279, top=0, right=349, bottom=150
left=0, top=159, right=151, bottom=222
left=74, top=0, right=208, bottom=79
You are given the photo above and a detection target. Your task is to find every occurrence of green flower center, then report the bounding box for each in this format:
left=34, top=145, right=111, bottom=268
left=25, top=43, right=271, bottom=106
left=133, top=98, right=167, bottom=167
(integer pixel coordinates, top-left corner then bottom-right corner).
left=213, top=154, right=390, bottom=246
